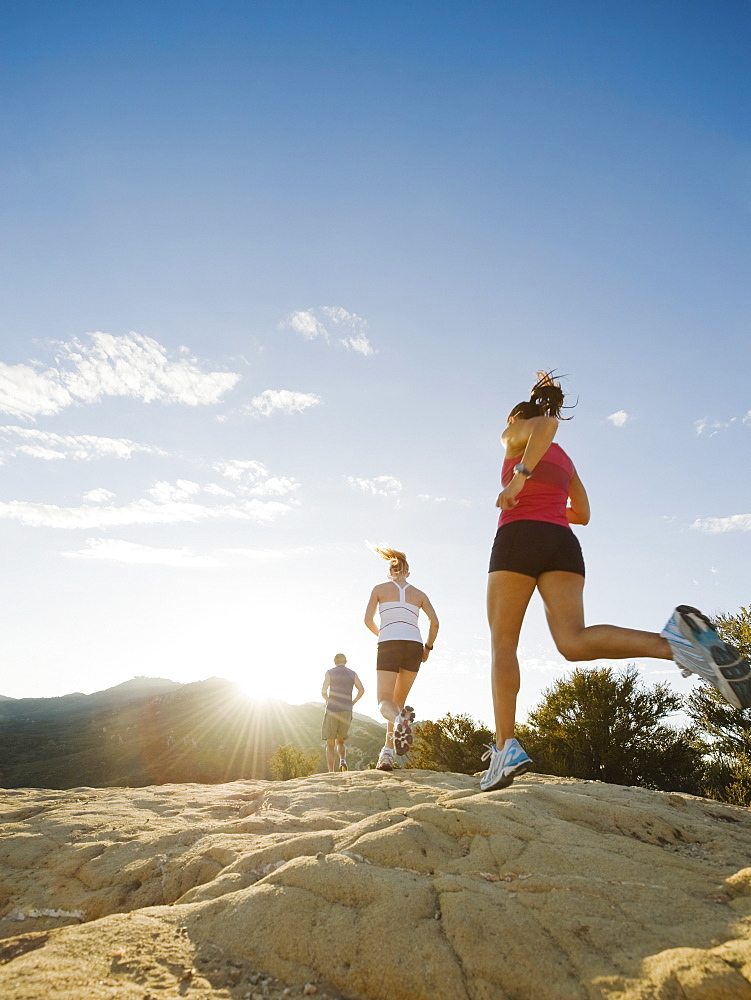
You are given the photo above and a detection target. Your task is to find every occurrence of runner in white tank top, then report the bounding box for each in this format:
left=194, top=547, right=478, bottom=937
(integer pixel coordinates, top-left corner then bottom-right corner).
left=364, top=546, right=439, bottom=769
left=377, top=581, right=423, bottom=644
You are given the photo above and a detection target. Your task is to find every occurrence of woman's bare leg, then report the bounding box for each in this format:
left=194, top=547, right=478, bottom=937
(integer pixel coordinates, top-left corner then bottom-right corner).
left=393, top=668, right=418, bottom=714
left=487, top=571, right=538, bottom=745
left=377, top=669, right=419, bottom=748
left=377, top=671, right=399, bottom=748
left=536, top=571, right=673, bottom=660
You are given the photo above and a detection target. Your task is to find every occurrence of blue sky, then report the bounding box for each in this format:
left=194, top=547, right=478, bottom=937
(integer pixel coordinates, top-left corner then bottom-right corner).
left=0, top=1, right=749, bottom=731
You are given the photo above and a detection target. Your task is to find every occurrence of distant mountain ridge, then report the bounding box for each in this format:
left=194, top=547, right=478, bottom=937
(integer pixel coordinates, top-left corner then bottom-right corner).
left=0, top=676, right=182, bottom=719
left=0, top=677, right=386, bottom=789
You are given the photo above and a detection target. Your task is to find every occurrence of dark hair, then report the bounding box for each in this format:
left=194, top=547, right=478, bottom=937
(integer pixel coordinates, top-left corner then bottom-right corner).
left=508, top=371, right=573, bottom=422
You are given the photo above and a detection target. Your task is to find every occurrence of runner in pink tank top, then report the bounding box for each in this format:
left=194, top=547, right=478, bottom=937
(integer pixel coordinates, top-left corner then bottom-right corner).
left=481, top=371, right=751, bottom=793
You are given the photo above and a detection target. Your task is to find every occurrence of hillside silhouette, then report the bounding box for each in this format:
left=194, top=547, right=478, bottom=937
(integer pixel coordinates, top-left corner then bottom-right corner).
left=0, top=677, right=386, bottom=788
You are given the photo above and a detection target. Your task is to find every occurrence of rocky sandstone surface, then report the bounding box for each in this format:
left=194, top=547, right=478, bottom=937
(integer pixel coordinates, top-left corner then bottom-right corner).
left=2, top=770, right=751, bottom=999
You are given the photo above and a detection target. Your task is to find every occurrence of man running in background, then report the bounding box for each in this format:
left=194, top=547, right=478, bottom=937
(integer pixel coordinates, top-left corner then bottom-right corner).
left=321, top=653, right=364, bottom=772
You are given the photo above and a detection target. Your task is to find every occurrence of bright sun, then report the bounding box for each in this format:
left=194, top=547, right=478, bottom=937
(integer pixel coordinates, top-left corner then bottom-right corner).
left=234, top=672, right=286, bottom=704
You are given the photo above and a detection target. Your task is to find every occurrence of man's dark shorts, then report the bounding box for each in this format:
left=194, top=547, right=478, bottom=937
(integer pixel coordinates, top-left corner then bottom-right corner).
left=322, top=709, right=352, bottom=740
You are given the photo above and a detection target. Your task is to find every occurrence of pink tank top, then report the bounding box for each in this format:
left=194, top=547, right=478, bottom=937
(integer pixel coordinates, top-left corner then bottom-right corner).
left=499, top=442, right=574, bottom=529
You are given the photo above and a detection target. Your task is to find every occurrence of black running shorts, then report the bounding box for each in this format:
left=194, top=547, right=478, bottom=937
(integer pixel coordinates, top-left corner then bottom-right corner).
left=376, top=640, right=423, bottom=673
left=488, top=520, right=585, bottom=579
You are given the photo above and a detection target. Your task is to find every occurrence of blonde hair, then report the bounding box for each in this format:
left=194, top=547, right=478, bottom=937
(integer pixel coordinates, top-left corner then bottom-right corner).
left=370, top=544, right=409, bottom=576
left=333, top=653, right=347, bottom=665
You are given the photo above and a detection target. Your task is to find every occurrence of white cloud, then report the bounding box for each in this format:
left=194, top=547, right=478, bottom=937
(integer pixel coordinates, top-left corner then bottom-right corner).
left=0, top=425, right=167, bottom=461
left=82, top=488, right=115, bottom=504
left=0, top=491, right=291, bottom=530
left=695, top=416, right=737, bottom=436
left=0, top=332, right=240, bottom=420
left=147, top=480, right=202, bottom=503
left=691, top=514, right=751, bottom=533
left=0, top=450, right=302, bottom=529
left=63, top=538, right=221, bottom=567
left=16, top=445, right=66, bottom=460
left=0, top=364, right=73, bottom=420
left=606, top=410, right=630, bottom=428
left=204, top=483, right=235, bottom=498
left=214, top=459, right=268, bottom=481
left=213, top=459, right=300, bottom=497
left=340, top=333, right=374, bottom=357
left=346, top=475, right=402, bottom=497
left=245, top=389, right=321, bottom=417
left=281, top=307, right=375, bottom=356
left=286, top=312, right=328, bottom=340
left=251, top=476, right=300, bottom=497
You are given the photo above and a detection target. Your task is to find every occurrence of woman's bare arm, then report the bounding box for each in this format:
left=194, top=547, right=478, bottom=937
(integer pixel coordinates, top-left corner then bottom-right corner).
left=497, top=416, right=559, bottom=510
left=566, top=472, right=590, bottom=525
left=363, top=587, right=380, bottom=637
left=419, top=594, right=439, bottom=661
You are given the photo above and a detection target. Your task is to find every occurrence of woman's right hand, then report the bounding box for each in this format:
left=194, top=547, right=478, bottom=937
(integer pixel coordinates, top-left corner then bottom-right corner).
left=496, top=475, right=525, bottom=509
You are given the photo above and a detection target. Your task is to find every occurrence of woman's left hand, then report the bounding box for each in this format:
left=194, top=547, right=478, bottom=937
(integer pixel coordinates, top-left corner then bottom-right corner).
left=496, top=475, right=525, bottom=509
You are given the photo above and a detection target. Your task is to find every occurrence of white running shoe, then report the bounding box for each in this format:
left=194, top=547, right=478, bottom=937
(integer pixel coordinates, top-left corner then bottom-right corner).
left=661, top=605, right=751, bottom=710
left=393, top=705, right=415, bottom=755
left=376, top=747, right=395, bottom=772
left=480, top=739, right=532, bottom=792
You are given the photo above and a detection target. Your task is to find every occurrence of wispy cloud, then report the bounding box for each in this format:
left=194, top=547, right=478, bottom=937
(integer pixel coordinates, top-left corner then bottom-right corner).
left=0, top=332, right=240, bottom=420
left=82, top=488, right=115, bottom=504
left=0, top=425, right=167, bottom=461
left=695, top=417, right=737, bottom=436
left=606, top=410, right=630, bottom=428
left=212, top=459, right=300, bottom=497
left=0, top=492, right=292, bottom=529
left=147, top=480, right=202, bottom=503
left=691, top=514, right=751, bottom=533
left=0, top=462, right=298, bottom=529
left=281, top=307, right=375, bottom=357
left=346, top=475, right=402, bottom=497
left=244, top=389, right=321, bottom=417
left=62, top=538, right=222, bottom=567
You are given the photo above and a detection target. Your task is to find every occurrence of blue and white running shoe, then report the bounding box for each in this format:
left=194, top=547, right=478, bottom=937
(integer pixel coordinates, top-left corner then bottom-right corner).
left=661, top=605, right=751, bottom=710
left=480, top=739, right=532, bottom=792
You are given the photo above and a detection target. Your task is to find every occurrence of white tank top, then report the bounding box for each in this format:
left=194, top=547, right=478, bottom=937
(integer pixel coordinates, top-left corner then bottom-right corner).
left=378, top=582, right=423, bottom=644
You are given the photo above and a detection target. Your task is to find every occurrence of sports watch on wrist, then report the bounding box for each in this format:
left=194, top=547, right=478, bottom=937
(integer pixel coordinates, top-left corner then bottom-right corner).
left=513, top=463, right=533, bottom=478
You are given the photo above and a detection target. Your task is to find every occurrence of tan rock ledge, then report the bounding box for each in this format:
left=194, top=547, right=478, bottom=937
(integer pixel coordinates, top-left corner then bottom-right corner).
left=1, top=770, right=751, bottom=999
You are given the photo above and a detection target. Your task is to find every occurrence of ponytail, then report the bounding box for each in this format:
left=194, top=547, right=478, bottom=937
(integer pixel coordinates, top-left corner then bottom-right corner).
left=508, top=370, right=572, bottom=422
left=370, top=544, right=409, bottom=576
